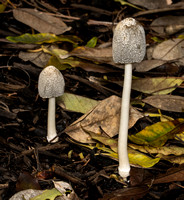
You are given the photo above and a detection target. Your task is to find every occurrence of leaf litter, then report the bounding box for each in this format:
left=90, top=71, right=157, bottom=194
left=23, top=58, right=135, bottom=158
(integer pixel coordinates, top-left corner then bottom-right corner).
left=1, top=0, right=184, bottom=199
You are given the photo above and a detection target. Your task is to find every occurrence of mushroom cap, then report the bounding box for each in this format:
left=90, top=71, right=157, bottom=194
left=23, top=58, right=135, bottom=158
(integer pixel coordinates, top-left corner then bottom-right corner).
left=38, top=65, right=65, bottom=98
left=112, top=18, right=146, bottom=64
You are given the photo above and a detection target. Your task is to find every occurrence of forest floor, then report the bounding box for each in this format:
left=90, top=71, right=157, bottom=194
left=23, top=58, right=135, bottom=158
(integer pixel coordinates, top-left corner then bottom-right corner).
left=0, top=0, right=184, bottom=199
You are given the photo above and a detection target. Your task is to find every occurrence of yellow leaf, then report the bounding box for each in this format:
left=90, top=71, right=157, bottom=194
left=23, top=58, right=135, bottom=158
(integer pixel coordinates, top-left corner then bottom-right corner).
left=88, top=131, right=118, bottom=153
left=102, top=148, right=160, bottom=168
left=129, top=119, right=184, bottom=147
left=132, top=77, right=183, bottom=95
left=6, top=33, right=81, bottom=44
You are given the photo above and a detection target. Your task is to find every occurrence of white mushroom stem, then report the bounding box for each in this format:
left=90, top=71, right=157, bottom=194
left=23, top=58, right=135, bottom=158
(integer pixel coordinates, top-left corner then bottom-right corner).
left=118, top=63, right=132, bottom=180
left=47, top=97, right=59, bottom=143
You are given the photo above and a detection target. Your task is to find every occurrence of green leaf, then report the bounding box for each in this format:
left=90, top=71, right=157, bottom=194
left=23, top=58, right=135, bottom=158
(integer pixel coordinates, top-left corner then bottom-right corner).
left=132, top=77, right=183, bottom=95
left=30, top=188, right=62, bottom=200
left=151, top=37, right=164, bottom=43
left=57, top=93, right=99, bottom=114
left=6, top=33, right=82, bottom=45
left=129, top=119, right=184, bottom=147
left=86, top=37, right=98, bottom=48
left=114, top=0, right=144, bottom=10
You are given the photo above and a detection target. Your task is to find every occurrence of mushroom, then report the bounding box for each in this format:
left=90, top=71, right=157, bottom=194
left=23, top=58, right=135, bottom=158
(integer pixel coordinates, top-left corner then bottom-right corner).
left=38, top=65, right=65, bottom=143
left=112, top=18, right=146, bottom=180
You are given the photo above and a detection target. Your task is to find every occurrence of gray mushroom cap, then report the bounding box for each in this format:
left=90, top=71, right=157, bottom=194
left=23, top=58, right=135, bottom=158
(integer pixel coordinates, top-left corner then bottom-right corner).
left=112, top=18, right=146, bottom=64
left=38, top=65, right=65, bottom=98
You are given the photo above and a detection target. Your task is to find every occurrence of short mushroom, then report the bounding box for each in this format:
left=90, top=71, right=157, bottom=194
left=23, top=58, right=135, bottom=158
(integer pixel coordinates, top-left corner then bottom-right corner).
left=38, top=65, right=65, bottom=143
left=112, top=18, right=146, bottom=180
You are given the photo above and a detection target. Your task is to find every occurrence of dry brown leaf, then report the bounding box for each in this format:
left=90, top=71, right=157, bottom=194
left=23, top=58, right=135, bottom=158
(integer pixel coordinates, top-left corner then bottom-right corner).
left=13, top=8, right=71, bottom=35
left=129, top=144, right=184, bottom=156
left=152, top=38, right=184, bottom=61
left=151, top=16, right=184, bottom=35
left=100, top=186, right=149, bottom=200
left=65, top=95, right=143, bottom=143
left=19, top=51, right=51, bottom=68
left=134, top=59, right=166, bottom=72
left=143, top=95, right=184, bottom=112
left=152, top=166, right=184, bottom=184
left=69, top=46, right=124, bottom=68
left=128, top=0, right=167, bottom=9
left=70, top=46, right=113, bottom=63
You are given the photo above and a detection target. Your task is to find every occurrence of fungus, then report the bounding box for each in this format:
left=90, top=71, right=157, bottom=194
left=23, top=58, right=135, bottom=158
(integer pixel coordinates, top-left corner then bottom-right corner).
left=38, top=65, right=65, bottom=143
left=112, top=18, right=146, bottom=180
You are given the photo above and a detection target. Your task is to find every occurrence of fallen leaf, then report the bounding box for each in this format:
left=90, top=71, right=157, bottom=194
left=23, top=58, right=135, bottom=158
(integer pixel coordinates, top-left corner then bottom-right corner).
left=65, top=95, right=143, bottom=143
left=151, top=16, right=184, bottom=35
left=9, top=189, right=43, bottom=200
left=100, top=186, right=149, bottom=200
left=129, top=144, right=184, bottom=156
left=30, top=188, right=62, bottom=200
left=57, top=93, right=99, bottom=114
left=152, top=38, right=184, bottom=61
left=114, top=0, right=144, bottom=10
left=86, top=36, right=98, bottom=48
left=134, top=59, right=166, bottom=72
left=156, top=154, right=184, bottom=164
left=45, top=47, right=114, bottom=73
left=53, top=181, right=79, bottom=200
left=132, top=77, right=183, bottom=95
left=147, top=166, right=184, bottom=184
left=128, top=148, right=160, bottom=168
left=16, top=172, right=41, bottom=192
left=19, top=51, right=50, bottom=68
left=128, top=0, right=167, bottom=9
left=70, top=46, right=114, bottom=65
left=76, top=135, right=160, bottom=168
left=129, top=119, right=184, bottom=147
left=13, top=8, right=71, bottom=34
left=7, top=33, right=80, bottom=44
left=102, top=150, right=160, bottom=168
left=89, top=131, right=118, bottom=152
left=143, top=95, right=184, bottom=112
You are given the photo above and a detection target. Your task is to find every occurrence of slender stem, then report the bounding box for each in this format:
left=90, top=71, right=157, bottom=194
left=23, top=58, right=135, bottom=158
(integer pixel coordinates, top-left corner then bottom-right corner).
left=47, top=97, right=59, bottom=143
left=118, top=63, right=132, bottom=180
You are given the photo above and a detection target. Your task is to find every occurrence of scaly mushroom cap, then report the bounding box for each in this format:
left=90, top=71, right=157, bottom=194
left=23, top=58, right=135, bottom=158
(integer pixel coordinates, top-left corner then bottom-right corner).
left=112, top=18, right=146, bottom=64
left=38, top=65, right=65, bottom=98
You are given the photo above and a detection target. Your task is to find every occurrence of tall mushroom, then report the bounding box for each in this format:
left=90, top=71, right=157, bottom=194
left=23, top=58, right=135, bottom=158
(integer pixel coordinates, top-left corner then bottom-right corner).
left=112, top=18, right=146, bottom=180
left=38, top=65, right=65, bottom=143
